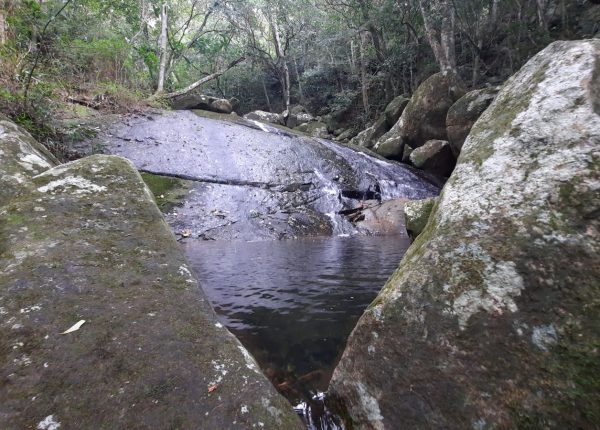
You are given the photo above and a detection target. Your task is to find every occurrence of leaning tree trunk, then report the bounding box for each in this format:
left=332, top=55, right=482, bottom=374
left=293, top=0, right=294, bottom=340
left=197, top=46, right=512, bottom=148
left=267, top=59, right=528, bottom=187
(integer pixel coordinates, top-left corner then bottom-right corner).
left=163, top=57, right=245, bottom=100
left=156, top=3, right=168, bottom=93
left=418, top=0, right=458, bottom=77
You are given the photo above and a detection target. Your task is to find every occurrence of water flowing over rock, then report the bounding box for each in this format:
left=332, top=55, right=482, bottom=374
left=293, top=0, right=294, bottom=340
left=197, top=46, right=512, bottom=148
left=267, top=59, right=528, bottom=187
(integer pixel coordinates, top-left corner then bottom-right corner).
left=328, top=39, right=600, bottom=429
left=0, top=120, right=302, bottom=429
left=89, top=110, right=439, bottom=241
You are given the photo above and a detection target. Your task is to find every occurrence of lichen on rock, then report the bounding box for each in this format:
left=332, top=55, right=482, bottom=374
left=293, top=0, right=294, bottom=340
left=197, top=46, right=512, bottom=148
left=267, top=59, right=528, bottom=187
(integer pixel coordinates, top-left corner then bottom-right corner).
left=1, top=125, right=302, bottom=428
left=328, top=39, right=600, bottom=429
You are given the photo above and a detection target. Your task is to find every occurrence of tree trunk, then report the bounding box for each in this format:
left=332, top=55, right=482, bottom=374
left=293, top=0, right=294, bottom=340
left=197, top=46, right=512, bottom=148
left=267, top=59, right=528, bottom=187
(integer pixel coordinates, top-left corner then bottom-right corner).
left=271, top=19, right=290, bottom=111
left=359, top=32, right=369, bottom=113
left=293, top=58, right=304, bottom=105
left=536, top=0, right=548, bottom=31
left=156, top=3, right=168, bottom=93
left=164, top=56, right=245, bottom=99
left=418, top=0, right=457, bottom=76
left=262, top=76, right=272, bottom=112
left=0, top=5, right=5, bottom=46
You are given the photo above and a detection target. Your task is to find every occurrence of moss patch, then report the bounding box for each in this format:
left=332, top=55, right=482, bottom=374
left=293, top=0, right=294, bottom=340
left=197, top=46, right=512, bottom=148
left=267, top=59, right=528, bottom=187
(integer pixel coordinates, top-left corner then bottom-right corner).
left=140, top=172, right=191, bottom=212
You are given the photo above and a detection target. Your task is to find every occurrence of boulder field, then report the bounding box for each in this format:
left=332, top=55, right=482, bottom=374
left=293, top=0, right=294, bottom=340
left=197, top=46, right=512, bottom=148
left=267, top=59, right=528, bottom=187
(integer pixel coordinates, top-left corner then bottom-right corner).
left=328, top=39, right=600, bottom=429
left=0, top=117, right=302, bottom=429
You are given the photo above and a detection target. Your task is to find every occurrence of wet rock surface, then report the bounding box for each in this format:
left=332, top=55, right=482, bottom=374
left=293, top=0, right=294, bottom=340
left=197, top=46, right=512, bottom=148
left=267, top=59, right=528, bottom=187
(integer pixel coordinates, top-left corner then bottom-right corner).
left=0, top=121, right=302, bottom=429
left=329, top=40, right=600, bottom=429
left=88, top=110, right=439, bottom=240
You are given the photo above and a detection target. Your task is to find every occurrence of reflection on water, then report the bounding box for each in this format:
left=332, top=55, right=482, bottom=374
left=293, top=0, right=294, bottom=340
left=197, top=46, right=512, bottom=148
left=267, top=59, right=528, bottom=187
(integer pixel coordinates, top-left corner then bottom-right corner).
left=184, top=236, right=410, bottom=428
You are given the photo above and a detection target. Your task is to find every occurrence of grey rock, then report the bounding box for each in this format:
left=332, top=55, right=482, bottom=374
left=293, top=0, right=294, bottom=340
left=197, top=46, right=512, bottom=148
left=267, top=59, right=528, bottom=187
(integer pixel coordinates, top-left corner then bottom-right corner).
left=243, top=110, right=285, bottom=125
left=409, top=139, right=455, bottom=177
left=209, top=98, right=233, bottom=114
left=383, top=95, right=410, bottom=128
left=375, top=73, right=465, bottom=158
left=403, top=197, right=436, bottom=238
left=0, top=124, right=303, bottom=428
left=446, top=87, right=498, bottom=157
left=329, top=39, right=600, bottom=429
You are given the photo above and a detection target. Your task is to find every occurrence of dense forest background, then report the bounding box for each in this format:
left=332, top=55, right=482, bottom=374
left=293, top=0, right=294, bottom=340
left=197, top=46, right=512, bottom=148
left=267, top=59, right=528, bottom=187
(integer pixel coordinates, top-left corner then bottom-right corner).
left=1, top=0, right=599, bottom=145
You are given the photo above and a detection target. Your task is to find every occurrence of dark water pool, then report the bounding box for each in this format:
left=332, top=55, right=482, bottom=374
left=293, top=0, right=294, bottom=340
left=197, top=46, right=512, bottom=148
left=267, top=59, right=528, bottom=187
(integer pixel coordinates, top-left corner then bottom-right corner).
left=184, top=236, right=410, bottom=428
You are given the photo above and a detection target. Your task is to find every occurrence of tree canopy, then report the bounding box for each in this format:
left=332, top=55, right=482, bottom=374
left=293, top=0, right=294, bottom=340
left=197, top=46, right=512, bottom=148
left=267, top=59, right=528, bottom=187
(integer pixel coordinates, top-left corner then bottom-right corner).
left=1, top=0, right=598, bottom=131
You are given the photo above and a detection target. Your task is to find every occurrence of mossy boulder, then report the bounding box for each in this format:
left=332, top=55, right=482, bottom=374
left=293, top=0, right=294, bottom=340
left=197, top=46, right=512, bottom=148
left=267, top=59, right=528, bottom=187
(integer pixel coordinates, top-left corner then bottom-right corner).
left=0, top=131, right=302, bottom=428
left=328, top=40, right=600, bottom=429
left=243, top=110, right=285, bottom=126
left=0, top=116, right=59, bottom=205
left=295, top=121, right=330, bottom=138
left=383, top=95, right=409, bottom=128
left=409, top=139, right=455, bottom=177
left=350, top=115, right=389, bottom=149
left=403, top=197, right=436, bottom=238
left=210, top=98, right=233, bottom=114
left=446, top=87, right=498, bottom=157
left=375, top=73, right=465, bottom=157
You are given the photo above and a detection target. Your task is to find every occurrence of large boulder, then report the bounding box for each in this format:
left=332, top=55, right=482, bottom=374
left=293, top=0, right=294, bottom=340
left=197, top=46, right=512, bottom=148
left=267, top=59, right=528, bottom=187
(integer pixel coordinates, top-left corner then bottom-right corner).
left=0, top=121, right=302, bottom=429
left=243, top=110, right=285, bottom=126
left=446, top=87, right=498, bottom=157
left=350, top=115, right=389, bottom=149
left=328, top=40, right=600, bottom=429
left=383, top=95, right=409, bottom=128
left=375, top=73, right=465, bottom=158
left=170, top=92, right=214, bottom=110
left=409, top=139, right=455, bottom=177
left=209, top=98, right=233, bottom=114
left=295, top=121, right=330, bottom=139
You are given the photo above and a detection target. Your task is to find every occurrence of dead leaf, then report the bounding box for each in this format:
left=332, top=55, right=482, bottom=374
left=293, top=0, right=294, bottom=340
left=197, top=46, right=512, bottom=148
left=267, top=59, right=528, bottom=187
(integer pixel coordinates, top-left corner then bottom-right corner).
left=207, top=383, right=219, bottom=393
left=61, top=320, right=86, bottom=334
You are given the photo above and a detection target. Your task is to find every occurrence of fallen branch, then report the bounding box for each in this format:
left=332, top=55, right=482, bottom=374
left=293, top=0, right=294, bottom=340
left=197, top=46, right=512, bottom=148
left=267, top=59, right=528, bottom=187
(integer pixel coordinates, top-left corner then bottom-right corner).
left=163, top=57, right=245, bottom=99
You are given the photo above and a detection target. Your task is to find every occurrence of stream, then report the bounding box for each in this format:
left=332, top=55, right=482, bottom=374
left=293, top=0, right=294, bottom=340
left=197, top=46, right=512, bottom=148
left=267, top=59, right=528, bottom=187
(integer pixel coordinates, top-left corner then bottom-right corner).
left=184, top=235, right=410, bottom=429
left=88, top=109, right=440, bottom=428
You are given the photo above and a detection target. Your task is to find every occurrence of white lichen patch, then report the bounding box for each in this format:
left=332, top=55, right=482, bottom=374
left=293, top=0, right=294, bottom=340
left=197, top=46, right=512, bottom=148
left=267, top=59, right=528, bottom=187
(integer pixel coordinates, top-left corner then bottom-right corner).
left=238, top=345, right=260, bottom=373
left=37, top=415, right=61, bottom=430
left=443, top=244, right=525, bottom=330
left=37, top=176, right=107, bottom=195
left=531, top=324, right=558, bottom=351
left=20, top=305, right=42, bottom=314
left=14, top=354, right=32, bottom=366
left=354, top=382, right=384, bottom=429
left=260, top=397, right=283, bottom=422
left=178, top=265, right=195, bottom=283
left=18, top=153, right=53, bottom=173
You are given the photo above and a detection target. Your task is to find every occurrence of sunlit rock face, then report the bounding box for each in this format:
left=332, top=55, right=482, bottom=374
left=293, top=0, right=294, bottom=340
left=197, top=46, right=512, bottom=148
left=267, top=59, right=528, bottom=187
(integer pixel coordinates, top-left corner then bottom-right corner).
left=0, top=120, right=302, bottom=429
left=329, top=40, right=600, bottom=430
